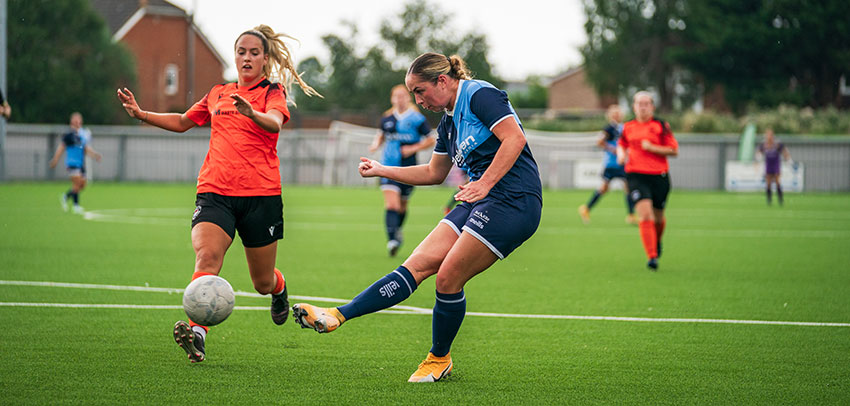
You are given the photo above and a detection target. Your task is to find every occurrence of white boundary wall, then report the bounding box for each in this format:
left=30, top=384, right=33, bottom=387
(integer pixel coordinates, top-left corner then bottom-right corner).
left=5, top=122, right=850, bottom=191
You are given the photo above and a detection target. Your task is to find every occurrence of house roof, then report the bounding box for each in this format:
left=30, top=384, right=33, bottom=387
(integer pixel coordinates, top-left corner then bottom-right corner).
left=89, top=0, right=227, bottom=68
left=91, top=0, right=183, bottom=35
left=549, top=66, right=584, bottom=84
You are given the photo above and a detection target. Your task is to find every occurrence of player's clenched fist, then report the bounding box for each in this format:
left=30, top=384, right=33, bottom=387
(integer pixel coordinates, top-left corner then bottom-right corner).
left=358, top=157, right=383, bottom=178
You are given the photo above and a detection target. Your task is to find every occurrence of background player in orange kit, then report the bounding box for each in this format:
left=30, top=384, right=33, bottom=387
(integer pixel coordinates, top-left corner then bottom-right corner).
left=117, top=24, right=320, bottom=362
left=617, top=91, right=678, bottom=270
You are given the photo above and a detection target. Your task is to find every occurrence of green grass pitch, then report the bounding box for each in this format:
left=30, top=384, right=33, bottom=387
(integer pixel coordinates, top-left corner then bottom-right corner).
left=1, top=182, right=848, bottom=405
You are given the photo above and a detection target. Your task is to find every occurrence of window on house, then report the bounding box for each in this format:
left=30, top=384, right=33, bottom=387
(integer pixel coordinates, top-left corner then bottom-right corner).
left=165, top=64, right=179, bottom=96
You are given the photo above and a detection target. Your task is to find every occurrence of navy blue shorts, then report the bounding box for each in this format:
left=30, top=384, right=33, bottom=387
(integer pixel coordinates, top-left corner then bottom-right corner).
left=442, top=192, right=541, bottom=259
left=66, top=166, right=86, bottom=177
left=602, top=167, right=627, bottom=181
left=380, top=178, right=414, bottom=200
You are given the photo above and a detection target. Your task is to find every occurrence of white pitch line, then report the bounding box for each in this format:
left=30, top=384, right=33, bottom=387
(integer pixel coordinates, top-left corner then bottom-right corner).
left=464, top=312, right=850, bottom=327
left=1, top=280, right=848, bottom=328
left=0, top=302, right=419, bottom=314
left=80, top=208, right=850, bottom=239
left=0, top=279, right=349, bottom=303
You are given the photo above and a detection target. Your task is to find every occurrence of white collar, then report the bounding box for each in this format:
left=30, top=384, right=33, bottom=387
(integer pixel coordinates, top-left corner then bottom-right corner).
left=393, top=108, right=413, bottom=120
left=445, top=79, right=465, bottom=116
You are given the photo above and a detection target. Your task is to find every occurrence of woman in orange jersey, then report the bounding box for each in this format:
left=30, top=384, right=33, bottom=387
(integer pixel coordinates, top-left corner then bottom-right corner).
left=117, top=25, right=320, bottom=363
left=616, top=91, right=678, bottom=271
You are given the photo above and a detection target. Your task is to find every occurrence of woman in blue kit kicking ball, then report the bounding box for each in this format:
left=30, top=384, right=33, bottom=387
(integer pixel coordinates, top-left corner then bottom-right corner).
left=293, top=52, right=542, bottom=383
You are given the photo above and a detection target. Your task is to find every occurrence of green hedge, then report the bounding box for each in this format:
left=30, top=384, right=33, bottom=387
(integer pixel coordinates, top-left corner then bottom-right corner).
left=525, top=105, right=850, bottom=135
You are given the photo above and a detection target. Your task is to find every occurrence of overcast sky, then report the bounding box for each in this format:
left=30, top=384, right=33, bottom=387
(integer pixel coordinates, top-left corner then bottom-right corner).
left=168, top=0, right=587, bottom=81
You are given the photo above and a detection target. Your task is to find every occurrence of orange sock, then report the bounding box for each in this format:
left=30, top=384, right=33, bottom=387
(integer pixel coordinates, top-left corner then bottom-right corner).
left=272, top=268, right=286, bottom=295
left=639, top=220, right=658, bottom=259
left=192, top=271, right=215, bottom=281
left=655, top=219, right=666, bottom=242
left=188, top=271, right=215, bottom=332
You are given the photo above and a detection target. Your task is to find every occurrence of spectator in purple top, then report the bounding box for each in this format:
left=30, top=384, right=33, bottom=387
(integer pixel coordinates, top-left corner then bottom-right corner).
left=756, top=128, right=792, bottom=206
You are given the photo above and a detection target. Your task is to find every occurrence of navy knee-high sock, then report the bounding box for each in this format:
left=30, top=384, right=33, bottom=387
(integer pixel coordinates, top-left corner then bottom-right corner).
left=337, top=266, right=417, bottom=320
left=777, top=184, right=784, bottom=205
left=71, top=192, right=79, bottom=205
left=766, top=186, right=773, bottom=204
left=626, top=192, right=635, bottom=214
left=385, top=210, right=401, bottom=241
left=586, top=191, right=602, bottom=209
left=430, top=290, right=466, bottom=357
left=396, top=210, right=407, bottom=241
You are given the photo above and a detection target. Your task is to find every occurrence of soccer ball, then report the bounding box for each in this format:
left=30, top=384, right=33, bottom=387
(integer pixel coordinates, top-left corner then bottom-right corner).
left=182, top=275, right=235, bottom=326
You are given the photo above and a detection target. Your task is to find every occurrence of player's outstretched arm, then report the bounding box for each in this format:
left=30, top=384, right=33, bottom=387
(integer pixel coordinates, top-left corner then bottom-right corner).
left=369, top=131, right=385, bottom=153
left=782, top=146, right=792, bottom=162
left=117, top=88, right=195, bottom=132
left=230, top=94, right=284, bottom=133
left=84, top=145, right=102, bottom=163
left=49, top=144, right=66, bottom=169
left=641, top=139, right=678, bottom=157
left=359, top=153, right=452, bottom=186
left=401, top=135, right=437, bottom=158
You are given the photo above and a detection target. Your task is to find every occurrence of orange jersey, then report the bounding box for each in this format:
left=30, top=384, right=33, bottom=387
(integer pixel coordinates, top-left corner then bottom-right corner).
left=186, top=79, right=290, bottom=196
left=619, top=118, right=678, bottom=175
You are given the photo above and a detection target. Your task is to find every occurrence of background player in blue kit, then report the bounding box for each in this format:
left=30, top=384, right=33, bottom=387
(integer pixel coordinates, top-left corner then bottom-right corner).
left=49, top=112, right=102, bottom=214
left=578, top=105, right=636, bottom=225
left=293, top=52, right=542, bottom=383
left=369, top=84, right=435, bottom=256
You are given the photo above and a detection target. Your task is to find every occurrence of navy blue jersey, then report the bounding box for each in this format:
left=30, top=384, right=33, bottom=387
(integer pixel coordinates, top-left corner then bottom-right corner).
left=602, top=123, right=624, bottom=169
left=62, top=130, right=88, bottom=168
left=379, top=109, right=431, bottom=167
left=434, top=80, right=541, bottom=201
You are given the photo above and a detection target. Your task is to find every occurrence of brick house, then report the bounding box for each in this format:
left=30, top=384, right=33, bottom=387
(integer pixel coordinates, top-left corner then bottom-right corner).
left=91, top=0, right=227, bottom=113
left=547, top=66, right=615, bottom=114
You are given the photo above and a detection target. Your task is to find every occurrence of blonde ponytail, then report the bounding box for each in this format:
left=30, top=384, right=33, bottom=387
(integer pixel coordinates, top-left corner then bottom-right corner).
left=237, top=25, right=322, bottom=100
left=447, top=55, right=472, bottom=80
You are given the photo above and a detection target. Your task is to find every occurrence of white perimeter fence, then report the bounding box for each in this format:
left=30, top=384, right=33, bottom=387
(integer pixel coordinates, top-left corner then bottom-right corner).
left=4, top=121, right=850, bottom=191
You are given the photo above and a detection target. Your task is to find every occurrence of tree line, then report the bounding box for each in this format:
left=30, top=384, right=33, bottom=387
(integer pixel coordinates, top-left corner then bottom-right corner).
left=581, top=0, right=850, bottom=112
left=5, top=0, right=846, bottom=124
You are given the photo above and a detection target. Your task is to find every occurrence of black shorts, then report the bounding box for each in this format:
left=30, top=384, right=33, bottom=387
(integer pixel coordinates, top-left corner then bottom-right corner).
left=626, top=172, right=671, bottom=210
left=602, top=167, right=627, bottom=181
left=191, top=193, right=283, bottom=248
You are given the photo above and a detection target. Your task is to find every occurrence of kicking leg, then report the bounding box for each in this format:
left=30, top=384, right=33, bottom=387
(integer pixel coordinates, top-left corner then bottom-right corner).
left=293, top=222, right=459, bottom=333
